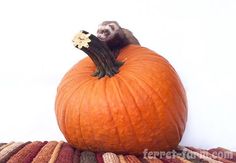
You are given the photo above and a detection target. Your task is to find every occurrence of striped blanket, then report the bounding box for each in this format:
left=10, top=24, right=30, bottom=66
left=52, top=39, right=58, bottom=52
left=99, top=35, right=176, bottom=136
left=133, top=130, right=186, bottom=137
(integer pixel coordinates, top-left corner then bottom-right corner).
left=0, top=141, right=235, bottom=163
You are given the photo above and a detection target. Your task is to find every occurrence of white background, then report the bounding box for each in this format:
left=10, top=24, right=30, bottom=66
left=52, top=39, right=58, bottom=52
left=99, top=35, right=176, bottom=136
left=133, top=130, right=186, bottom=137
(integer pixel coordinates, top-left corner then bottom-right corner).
left=0, top=0, right=236, bottom=151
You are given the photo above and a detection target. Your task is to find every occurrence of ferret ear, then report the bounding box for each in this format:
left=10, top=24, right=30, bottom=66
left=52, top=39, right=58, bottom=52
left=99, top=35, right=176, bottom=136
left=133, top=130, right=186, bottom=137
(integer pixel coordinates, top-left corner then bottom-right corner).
left=109, top=24, right=115, bottom=31
left=109, top=22, right=120, bottom=31
left=98, top=21, right=121, bottom=33
left=101, top=21, right=119, bottom=26
left=109, top=21, right=120, bottom=27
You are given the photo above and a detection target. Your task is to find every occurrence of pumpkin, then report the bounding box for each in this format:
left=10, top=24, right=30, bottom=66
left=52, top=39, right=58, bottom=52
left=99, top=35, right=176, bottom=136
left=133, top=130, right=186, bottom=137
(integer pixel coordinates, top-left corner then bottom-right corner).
left=55, top=31, right=187, bottom=154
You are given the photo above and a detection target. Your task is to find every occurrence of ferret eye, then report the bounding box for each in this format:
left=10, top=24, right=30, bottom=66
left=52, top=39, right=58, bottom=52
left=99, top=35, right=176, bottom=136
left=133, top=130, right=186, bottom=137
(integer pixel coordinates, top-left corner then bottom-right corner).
left=104, top=30, right=110, bottom=36
left=106, top=30, right=110, bottom=34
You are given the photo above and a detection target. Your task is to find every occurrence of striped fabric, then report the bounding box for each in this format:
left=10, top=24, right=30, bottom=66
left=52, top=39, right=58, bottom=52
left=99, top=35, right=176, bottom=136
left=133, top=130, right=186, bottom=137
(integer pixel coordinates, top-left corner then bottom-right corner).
left=118, top=155, right=127, bottom=163
left=31, top=141, right=58, bottom=163
left=80, top=151, right=97, bottom=163
left=96, top=153, right=104, bottom=163
left=0, top=142, right=30, bottom=163
left=0, top=142, right=14, bottom=152
left=55, top=143, right=74, bottom=163
left=103, top=152, right=120, bottom=163
left=7, top=141, right=47, bottom=163
left=0, top=141, right=235, bottom=163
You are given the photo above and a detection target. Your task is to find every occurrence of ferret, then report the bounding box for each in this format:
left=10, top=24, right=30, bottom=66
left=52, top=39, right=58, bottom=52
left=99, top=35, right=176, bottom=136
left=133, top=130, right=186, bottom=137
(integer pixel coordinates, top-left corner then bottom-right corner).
left=97, top=21, right=140, bottom=57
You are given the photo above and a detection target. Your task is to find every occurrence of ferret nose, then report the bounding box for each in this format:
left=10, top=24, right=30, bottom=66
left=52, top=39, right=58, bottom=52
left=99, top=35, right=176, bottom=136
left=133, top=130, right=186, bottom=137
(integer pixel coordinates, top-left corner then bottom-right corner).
left=97, top=34, right=106, bottom=40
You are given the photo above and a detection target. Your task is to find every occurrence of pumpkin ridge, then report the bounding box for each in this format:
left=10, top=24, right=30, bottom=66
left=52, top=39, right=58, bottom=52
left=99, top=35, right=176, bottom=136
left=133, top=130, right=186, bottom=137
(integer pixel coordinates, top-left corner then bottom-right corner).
left=147, top=67, right=187, bottom=128
left=124, top=60, right=187, bottom=127
left=103, top=78, right=124, bottom=151
left=56, top=88, right=74, bottom=135
left=135, top=71, right=183, bottom=145
left=120, top=71, right=171, bottom=149
left=63, top=78, right=93, bottom=148
left=76, top=79, right=97, bottom=150
left=168, top=85, right=187, bottom=131
left=117, top=73, right=170, bottom=148
left=144, top=56, right=187, bottom=109
left=172, top=75, right=188, bottom=110
left=109, top=79, right=127, bottom=152
left=124, top=70, right=180, bottom=148
left=149, top=70, right=187, bottom=131
left=84, top=80, right=98, bottom=150
left=116, top=74, right=149, bottom=143
left=56, top=76, right=91, bottom=109
left=117, top=74, right=162, bottom=144
left=150, top=60, right=188, bottom=110
left=112, top=76, right=140, bottom=151
left=56, top=78, right=90, bottom=136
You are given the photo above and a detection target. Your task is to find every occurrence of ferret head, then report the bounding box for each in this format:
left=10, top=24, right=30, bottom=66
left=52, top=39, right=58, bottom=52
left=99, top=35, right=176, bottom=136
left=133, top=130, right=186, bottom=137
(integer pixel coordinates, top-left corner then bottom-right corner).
left=97, top=21, right=120, bottom=42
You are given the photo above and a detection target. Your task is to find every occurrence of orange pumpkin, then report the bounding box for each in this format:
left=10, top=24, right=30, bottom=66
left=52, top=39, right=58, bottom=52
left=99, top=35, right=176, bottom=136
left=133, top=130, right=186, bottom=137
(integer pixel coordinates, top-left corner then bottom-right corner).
left=55, top=31, right=187, bottom=154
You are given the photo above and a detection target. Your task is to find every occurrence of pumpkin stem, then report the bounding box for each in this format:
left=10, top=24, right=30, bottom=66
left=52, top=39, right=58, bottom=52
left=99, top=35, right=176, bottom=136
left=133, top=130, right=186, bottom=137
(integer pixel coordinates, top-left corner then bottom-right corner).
left=72, top=30, right=124, bottom=79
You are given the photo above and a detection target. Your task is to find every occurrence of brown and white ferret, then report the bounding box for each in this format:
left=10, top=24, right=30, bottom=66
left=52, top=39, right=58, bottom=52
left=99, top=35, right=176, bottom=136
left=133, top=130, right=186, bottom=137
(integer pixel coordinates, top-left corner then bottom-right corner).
left=97, top=21, right=140, bottom=57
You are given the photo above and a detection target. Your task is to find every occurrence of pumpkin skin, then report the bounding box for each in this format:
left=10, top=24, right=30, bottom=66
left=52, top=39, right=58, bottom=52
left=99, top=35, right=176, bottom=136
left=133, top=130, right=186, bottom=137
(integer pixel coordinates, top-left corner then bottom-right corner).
left=55, top=45, right=187, bottom=154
